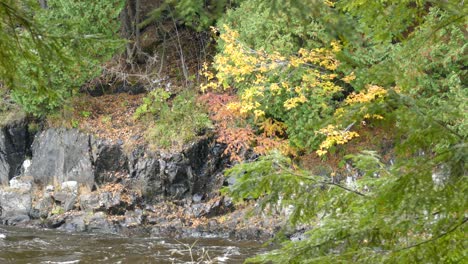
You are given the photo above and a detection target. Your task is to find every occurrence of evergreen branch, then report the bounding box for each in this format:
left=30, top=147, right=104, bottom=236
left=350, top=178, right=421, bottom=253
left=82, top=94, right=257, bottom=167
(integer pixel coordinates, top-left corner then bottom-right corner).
left=326, top=181, right=366, bottom=197
left=394, top=217, right=468, bottom=252
left=283, top=167, right=367, bottom=197
left=395, top=93, right=464, bottom=140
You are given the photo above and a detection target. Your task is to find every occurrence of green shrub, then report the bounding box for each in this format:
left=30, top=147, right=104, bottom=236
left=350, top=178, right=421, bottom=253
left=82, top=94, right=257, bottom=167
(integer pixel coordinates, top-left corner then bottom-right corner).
left=136, top=89, right=212, bottom=149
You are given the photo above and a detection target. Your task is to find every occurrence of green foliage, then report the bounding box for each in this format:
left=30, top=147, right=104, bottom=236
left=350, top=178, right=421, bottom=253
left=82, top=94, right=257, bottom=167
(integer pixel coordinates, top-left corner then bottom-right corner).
left=0, top=0, right=67, bottom=114
left=138, top=89, right=212, bottom=149
left=221, top=0, right=467, bottom=263
left=140, top=0, right=238, bottom=31
left=210, top=0, right=344, bottom=150
left=3, top=0, right=124, bottom=116
left=226, top=148, right=466, bottom=263
left=0, top=90, right=26, bottom=126
left=134, top=89, right=171, bottom=120
left=219, top=0, right=331, bottom=54
left=80, top=111, right=91, bottom=118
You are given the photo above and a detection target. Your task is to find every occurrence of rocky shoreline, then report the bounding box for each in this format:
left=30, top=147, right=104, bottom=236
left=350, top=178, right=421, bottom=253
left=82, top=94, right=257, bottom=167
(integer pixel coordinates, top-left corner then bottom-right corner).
left=0, top=119, right=284, bottom=241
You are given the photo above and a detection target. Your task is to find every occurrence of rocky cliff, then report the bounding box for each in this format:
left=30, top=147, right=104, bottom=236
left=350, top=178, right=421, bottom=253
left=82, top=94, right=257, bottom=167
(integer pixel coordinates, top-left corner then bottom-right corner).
left=0, top=120, right=282, bottom=240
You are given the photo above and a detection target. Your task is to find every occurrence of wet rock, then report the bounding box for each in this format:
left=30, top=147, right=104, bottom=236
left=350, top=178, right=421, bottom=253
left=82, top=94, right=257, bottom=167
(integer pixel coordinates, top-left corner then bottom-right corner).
left=0, top=120, right=29, bottom=185
left=59, top=213, right=86, bottom=232
left=86, top=212, right=116, bottom=233
left=1, top=214, right=30, bottom=226
left=29, top=129, right=94, bottom=189
left=46, top=214, right=67, bottom=228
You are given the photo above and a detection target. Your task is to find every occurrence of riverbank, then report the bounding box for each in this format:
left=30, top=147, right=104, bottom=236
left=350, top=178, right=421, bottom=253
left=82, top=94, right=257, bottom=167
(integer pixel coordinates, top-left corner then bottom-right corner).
left=0, top=112, right=287, bottom=241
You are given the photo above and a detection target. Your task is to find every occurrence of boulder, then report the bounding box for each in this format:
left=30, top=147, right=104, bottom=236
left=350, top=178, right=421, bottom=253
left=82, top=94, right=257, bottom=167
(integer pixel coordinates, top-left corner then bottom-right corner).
left=59, top=213, right=86, bottom=232
left=124, top=209, right=143, bottom=227
left=86, top=212, right=117, bottom=233
left=0, top=188, right=32, bottom=218
left=29, top=129, right=94, bottom=188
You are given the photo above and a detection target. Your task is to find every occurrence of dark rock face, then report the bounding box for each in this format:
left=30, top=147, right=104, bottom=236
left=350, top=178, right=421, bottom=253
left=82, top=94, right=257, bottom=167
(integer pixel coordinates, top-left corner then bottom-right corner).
left=0, top=127, right=281, bottom=240
left=29, top=129, right=94, bottom=189
left=0, top=120, right=29, bottom=185
left=128, top=147, right=162, bottom=199
left=91, top=139, right=128, bottom=184
left=26, top=128, right=226, bottom=202
left=127, top=138, right=227, bottom=201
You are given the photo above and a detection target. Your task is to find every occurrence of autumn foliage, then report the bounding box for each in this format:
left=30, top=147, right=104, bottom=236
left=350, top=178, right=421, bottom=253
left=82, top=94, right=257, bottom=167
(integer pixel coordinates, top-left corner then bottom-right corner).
left=199, top=92, right=291, bottom=162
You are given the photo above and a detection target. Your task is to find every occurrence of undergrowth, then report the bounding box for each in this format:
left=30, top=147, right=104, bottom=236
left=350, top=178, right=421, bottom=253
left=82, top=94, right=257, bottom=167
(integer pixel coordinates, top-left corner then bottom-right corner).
left=135, top=89, right=212, bottom=150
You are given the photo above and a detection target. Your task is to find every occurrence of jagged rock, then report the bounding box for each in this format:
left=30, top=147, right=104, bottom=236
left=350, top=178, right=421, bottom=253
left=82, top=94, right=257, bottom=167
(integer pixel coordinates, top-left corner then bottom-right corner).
left=128, top=147, right=163, bottom=199
left=0, top=120, right=29, bottom=185
left=63, top=195, right=78, bottom=212
left=99, top=191, right=124, bottom=214
left=29, top=129, right=94, bottom=188
left=91, top=139, right=128, bottom=184
left=187, top=197, right=233, bottom=218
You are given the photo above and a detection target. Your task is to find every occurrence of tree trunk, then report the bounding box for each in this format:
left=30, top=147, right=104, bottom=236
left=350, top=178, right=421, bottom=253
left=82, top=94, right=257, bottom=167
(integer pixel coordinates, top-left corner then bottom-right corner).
left=120, top=0, right=143, bottom=63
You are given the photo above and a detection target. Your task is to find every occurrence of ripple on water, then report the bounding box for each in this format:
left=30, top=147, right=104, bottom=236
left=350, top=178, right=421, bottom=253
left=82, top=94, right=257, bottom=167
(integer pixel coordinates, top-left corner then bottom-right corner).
left=0, top=226, right=268, bottom=263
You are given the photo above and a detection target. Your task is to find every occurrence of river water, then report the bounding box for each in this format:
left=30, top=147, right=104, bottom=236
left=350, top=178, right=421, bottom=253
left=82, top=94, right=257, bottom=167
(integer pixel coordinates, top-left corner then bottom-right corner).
left=0, top=226, right=266, bottom=264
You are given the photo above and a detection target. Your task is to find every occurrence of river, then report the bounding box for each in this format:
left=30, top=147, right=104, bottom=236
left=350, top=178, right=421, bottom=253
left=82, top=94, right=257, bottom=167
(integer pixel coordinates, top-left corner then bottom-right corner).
left=0, top=226, right=267, bottom=263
